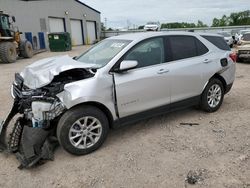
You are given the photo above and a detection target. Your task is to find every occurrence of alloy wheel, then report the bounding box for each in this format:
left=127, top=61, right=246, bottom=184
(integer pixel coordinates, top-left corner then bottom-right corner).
left=207, top=84, right=222, bottom=108
left=69, top=116, right=102, bottom=149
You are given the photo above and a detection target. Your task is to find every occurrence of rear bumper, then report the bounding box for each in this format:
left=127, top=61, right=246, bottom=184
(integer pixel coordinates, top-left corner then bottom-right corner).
left=225, top=83, right=233, bottom=94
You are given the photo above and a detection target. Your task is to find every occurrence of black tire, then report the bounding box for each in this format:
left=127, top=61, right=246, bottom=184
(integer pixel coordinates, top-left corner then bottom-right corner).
left=200, top=79, right=224, bottom=112
left=20, top=40, right=33, bottom=58
left=0, top=42, right=17, bottom=63
left=57, top=105, right=109, bottom=155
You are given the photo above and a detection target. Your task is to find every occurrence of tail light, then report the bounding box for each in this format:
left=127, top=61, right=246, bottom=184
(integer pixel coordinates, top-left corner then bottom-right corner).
left=229, top=52, right=237, bottom=63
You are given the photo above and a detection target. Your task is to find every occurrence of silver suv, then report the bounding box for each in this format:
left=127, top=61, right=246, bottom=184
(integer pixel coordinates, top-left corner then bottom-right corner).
left=1, top=32, right=236, bottom=166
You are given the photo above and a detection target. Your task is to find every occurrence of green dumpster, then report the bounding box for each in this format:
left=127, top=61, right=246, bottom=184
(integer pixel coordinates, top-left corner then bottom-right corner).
left=48, top=32, right=72, bottom=52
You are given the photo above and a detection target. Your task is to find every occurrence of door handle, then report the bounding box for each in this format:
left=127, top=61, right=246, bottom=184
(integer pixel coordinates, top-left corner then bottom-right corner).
left=157, top=69, right=169, bottom=74
left=203, top=59, right=212, bottom=63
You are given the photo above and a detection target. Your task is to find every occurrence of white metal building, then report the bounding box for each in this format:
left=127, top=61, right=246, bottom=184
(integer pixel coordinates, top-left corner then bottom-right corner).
left=1, top=0, right=101, bottom=49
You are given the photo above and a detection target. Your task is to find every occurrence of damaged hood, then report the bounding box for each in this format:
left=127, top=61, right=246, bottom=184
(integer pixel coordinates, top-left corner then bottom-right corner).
left=21, top=55, right=97, bottom=89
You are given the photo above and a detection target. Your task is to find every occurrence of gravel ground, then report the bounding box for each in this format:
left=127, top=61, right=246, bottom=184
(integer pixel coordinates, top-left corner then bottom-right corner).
left=0, top=46, right=249, bottom=188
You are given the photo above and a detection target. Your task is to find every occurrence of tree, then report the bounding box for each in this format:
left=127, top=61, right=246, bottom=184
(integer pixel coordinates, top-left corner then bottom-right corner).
left=101, top=22, right=106, bottom=31
left=212, top=18, right=221, bottom=27
left=138, top=25, right=144, bottom=30
left=212, top=10, right=250, bottom=27
left=237, top=10, right=250, bottom=25
left=197, top=20, right=207, bottom=27
left=220, top=15, right=229, bottom=26
left=229, top=12, right=240, bottom=26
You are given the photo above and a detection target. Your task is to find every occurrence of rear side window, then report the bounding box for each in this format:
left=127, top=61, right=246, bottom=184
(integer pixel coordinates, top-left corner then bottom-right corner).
left=168, top=36, right=208, bottom=61
left=196, top=39, right=209, bottom=55
left=202, top=35, right=230, bottom=51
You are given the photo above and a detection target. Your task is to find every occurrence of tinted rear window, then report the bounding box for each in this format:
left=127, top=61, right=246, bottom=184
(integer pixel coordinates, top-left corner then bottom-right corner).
left=202, top=35, right=230, bottom=51
left=168, top=36, right=209, bottom=61
left=169, top=36, right=196, bottom=61
left=196, top=39, right=209, bottom=55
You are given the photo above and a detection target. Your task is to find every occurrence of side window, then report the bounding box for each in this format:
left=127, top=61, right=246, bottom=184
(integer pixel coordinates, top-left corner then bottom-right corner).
left=201, top=35, right=230, bottom=51
left=169, top=36, right=197, bottom=61
left=195, top=38, right=209, bottom=56
left=124, top=38, right=165, bottom=68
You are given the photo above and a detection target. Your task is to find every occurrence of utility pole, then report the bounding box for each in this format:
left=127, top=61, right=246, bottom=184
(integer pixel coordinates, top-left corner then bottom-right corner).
left=104, top=17, right=107, bottom=29
left=127, top=19, right=130, bottom=30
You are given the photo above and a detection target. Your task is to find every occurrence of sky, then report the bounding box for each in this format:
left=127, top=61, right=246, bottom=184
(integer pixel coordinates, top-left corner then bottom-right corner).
left=80, top=0, right=250, bottom=29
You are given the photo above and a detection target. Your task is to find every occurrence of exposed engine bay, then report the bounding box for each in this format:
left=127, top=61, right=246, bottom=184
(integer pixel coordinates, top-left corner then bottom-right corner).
left=0, top=68, right=95, bottom=169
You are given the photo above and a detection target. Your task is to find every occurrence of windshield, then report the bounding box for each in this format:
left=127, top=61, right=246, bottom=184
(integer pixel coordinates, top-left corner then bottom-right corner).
left=0, top=15, right=10, bottom=30
left=77, top=39, right=131, bottom=68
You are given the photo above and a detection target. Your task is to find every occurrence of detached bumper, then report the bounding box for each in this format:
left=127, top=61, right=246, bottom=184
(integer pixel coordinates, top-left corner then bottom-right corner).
left=0, top=102, right=19, bottom=151
left=0, top=101, right=59, bottom=169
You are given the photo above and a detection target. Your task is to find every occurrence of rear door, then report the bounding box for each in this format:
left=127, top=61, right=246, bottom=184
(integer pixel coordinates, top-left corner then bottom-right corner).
left=165, top=35, right=210, bottom=103
left=114, top=37, right=171, bottom=118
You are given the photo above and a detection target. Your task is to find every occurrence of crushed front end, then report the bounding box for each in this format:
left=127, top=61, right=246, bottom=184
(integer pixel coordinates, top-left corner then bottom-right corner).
left=0, top=54, right=96, bottom=169
left=0, top=73, right=66, bottom=169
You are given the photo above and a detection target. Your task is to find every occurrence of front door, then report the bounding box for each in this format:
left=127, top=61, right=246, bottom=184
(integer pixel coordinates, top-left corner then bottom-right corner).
left=114, top=37, right=171, bottom=118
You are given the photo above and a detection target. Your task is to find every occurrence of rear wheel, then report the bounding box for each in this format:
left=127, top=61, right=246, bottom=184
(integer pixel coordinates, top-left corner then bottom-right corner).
left=57, top=105, right=109, bottom=155
left=0, top=42, right=17, bottom=63
left=201, top=79, right=224, bottom=112
left=20, top=40, right=33, bottom=58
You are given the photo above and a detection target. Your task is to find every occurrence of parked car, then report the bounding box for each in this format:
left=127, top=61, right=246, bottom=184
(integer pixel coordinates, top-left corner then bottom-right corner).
left=144, top=22, right=160, bottom=31
left=237, top=32, right=250, bottom=62
left=236, top=29, right=250, bottom=44
left=218, top=32, right=234, bottom=48
left=231, top=29, right=240, bottom=44
left=1, top=32, right=236, bottom=166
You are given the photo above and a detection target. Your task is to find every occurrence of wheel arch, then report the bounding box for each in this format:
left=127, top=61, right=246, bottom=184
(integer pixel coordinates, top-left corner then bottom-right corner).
left=202, top=73, right=227, bottom=95
left=69, top=101, right=115, bottom=129
left=210, top=73, right=227, bottom=92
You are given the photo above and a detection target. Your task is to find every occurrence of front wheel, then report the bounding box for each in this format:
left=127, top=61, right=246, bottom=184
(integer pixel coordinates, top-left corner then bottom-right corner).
left=57, top=105, right=109, bottom=155
left=200, top=79, right=224, bottom=112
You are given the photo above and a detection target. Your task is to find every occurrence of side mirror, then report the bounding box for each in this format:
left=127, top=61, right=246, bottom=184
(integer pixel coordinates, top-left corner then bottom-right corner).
left=118, top=60, right=138, bottom=72
left=72, top=56, right=78, bottom=60
left=12, top=16, right=16, bottom=23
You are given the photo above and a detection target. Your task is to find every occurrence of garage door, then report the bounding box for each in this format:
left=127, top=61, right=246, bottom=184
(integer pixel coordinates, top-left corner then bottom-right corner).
left=87, top=21, right=97, bottom=44
left=70, top=19, right=83, bottom=46
left=49, top=18, right=65, bottom=33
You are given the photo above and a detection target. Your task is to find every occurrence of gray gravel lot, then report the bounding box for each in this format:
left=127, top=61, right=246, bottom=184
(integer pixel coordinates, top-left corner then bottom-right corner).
left=0, top=46, right=249, bottom=188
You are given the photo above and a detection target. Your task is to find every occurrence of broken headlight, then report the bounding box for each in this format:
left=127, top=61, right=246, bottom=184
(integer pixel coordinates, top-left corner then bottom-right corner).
left=31, top=100, right=65, bottom=128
